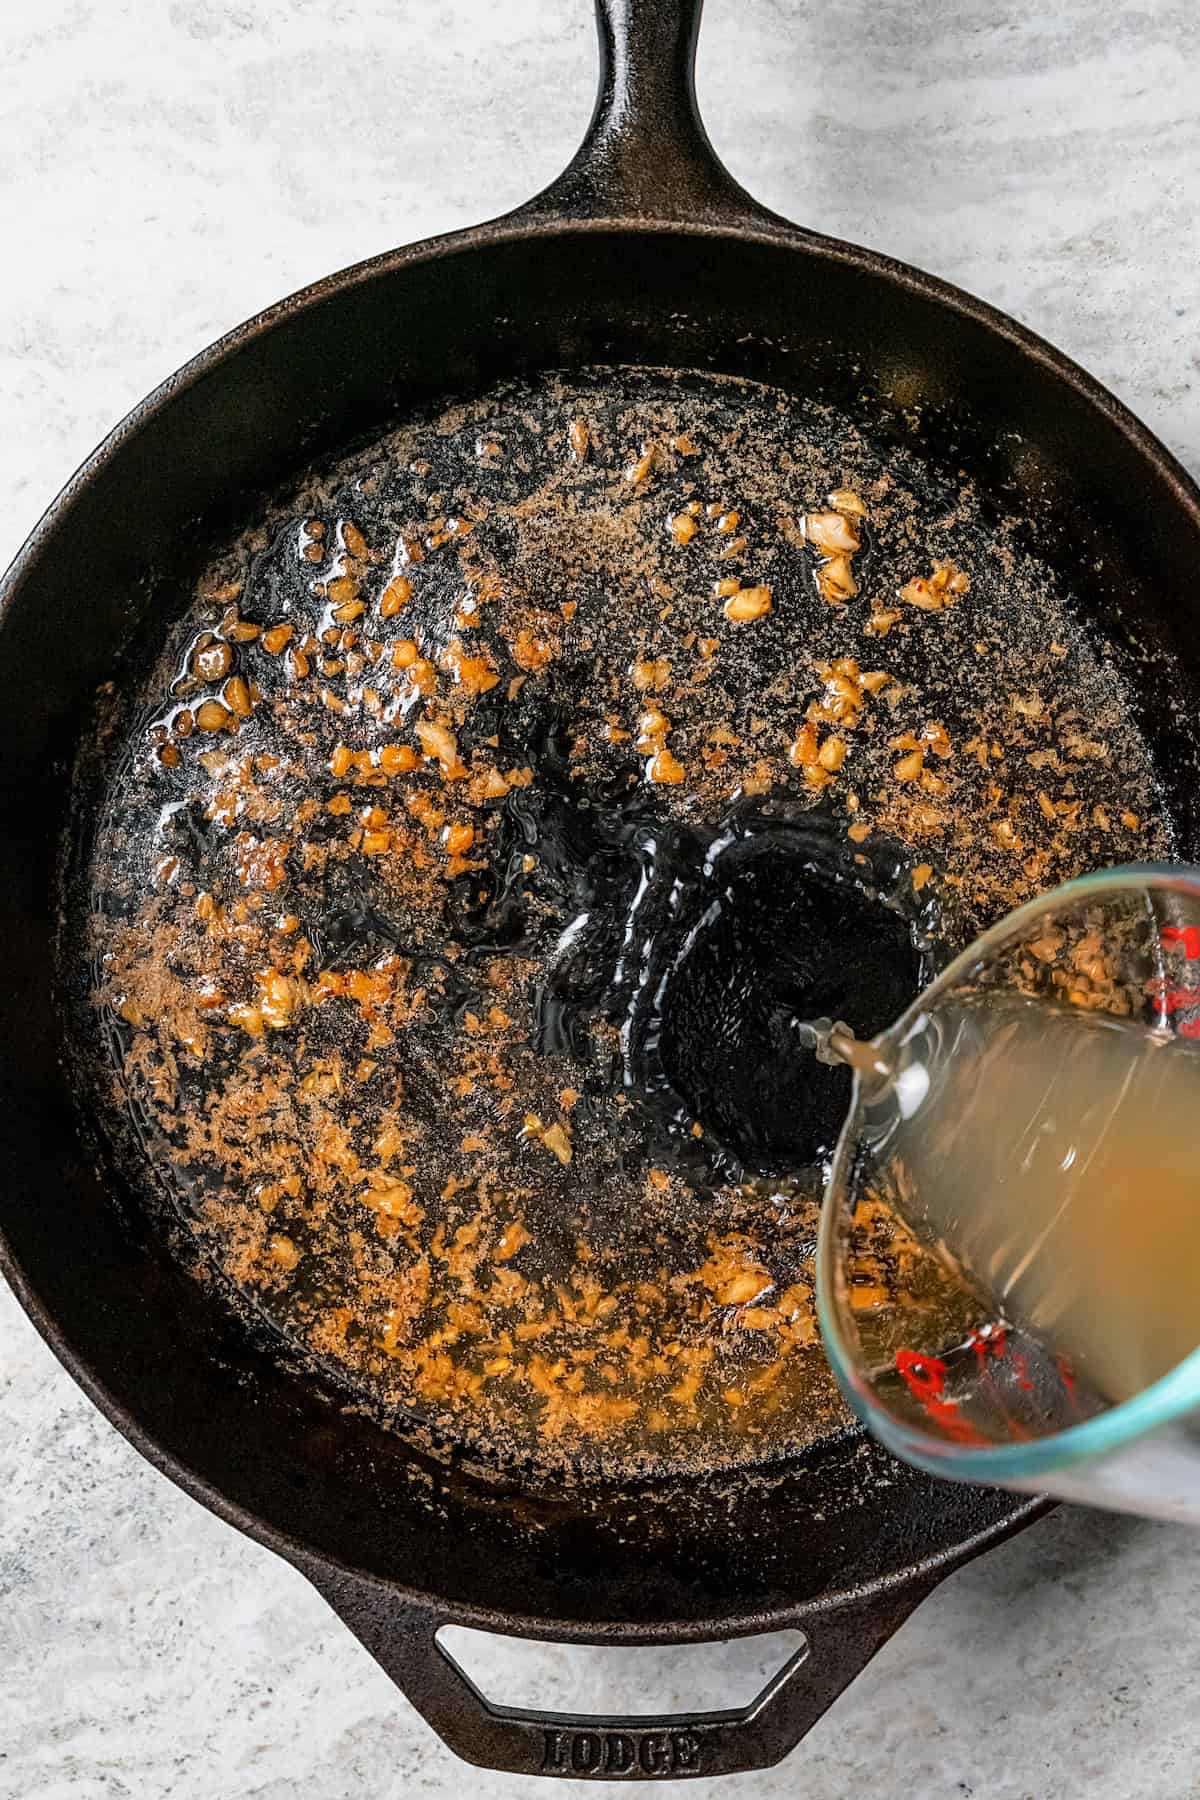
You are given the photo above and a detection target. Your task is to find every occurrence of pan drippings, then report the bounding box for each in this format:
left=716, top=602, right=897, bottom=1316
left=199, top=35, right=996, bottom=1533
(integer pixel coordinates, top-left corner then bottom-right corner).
left=81, top=366, right=1169, bottom=1477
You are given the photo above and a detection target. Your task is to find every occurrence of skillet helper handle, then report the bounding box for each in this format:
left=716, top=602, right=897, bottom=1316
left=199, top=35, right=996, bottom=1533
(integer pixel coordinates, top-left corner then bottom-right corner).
left=306, top=1567, right=930, bottom=1780
left=513, top=0, right=783, bottom=229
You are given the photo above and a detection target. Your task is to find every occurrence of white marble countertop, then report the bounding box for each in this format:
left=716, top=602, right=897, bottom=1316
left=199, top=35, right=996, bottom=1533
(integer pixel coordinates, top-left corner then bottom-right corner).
left=3, top=1, right=1200, bottom=1794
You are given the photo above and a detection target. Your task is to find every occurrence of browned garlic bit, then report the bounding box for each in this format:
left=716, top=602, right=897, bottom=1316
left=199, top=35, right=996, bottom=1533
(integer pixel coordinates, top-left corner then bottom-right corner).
left=624, top=443, right=656, bottom=485
left=379, top=574, right=412, bottom=618
left=636, top=705, right=686, bottom=784
left=899, top=559, right=970, bottom=612
left=802, top=490, right=867, bottom=604
left=722, top=584, right=773, bottom=623
left=788, top=657, right=889, bottom=789
left=647, top=748, right=685, bottom=784
left=631, top=657, right=670, bottom=692
left=196, top=700, right=233, bottom=733
left=522, top=1112, right=574, bottom=1165
left=893, top=749, right=924, bottom=783
left=890, top=721, right=952, bottom=792
left=415, top=719, right=467, bottom=779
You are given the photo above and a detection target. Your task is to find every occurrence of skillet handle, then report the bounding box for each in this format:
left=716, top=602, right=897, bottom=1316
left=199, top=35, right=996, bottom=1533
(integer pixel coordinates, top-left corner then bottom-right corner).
left=511, top=0, right=784, bottom=230
left=305, top=1565, right=933, bottom=1780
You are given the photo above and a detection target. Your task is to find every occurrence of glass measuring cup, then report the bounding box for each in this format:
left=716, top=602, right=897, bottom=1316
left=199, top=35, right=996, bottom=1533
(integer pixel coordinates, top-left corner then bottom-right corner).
left=816, top=864, right=1200, bottom=1522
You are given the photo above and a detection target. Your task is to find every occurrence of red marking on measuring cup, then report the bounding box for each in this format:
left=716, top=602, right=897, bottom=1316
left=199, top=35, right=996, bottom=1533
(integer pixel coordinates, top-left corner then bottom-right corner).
left=895, top=1348, right=947, bottom=1400
left=1162, top=926, right=1200, bottom=959
left=925, top=1394, right=988, bottom=1446
left=969, top=1322, right=1008, bottom=1367
left=1056, top=1353, right=1084, bottom=1416
left=895, top=1350, right=988, bottom=1444
left=1143, top=977, right=1200, bottom=1012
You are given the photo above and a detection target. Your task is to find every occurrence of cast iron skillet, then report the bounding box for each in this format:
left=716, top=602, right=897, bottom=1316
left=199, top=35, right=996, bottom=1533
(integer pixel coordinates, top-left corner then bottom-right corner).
left=3, top=0, right=1199, bottom=1782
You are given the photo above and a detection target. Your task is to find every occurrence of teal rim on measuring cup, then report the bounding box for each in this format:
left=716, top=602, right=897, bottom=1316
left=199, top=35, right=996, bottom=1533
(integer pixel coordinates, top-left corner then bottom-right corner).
left=816, top=862, right=1200, bottom=1500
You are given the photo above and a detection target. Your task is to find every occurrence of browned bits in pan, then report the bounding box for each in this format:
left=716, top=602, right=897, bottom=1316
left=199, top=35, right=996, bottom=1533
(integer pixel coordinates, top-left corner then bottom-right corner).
left=815, top=556, right=857, bottom=603
left=88, top=365, right=1167, bottom=1484
left=803, top=494, right=867, bottom=605
left=893, top=749, right=924, bottom=782
left=511, top=627, right=556, bottom=671
left=379, top=743, right=419, bottom=775
left=201, top=578, right=242, bottom=605
left=900, top=559, right=969, bottom=612
left=647, top=748, right=685, bottom=785
left=523, top=1112, right=573, bottom=1165
left=379, top=574, right=412, bottom=617
left=723, top=585, right=772, bottom=622
left=443, top=640, right=500, bottom=694
left=788, top=724, right=832, bottom=790
left=635, top=708, right=671, bottom=754
left=631, top=658, right=670, bottom=692
left=899, top=578, right=940, bottom=611
left=223, top=611, right=262, bottom=642
left=416, top=719, right=467, bottom=779
left=192, top=639, right=233, bottom=682
left=223, top=676, right=253, bottom=718
left=196, top=700, right=233, bottom=733
left=269, top=1234, right=301, bottom=1271
left=624, top=443, right=656, bottom=484
left=326, top=575, right=358, bottom=608
left=804, top=511, right=860, bottom=554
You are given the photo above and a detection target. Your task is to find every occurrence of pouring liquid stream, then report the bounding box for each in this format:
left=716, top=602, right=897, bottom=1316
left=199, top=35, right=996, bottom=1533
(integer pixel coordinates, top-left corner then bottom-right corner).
left=811, top=993, right=1200, bottom=1427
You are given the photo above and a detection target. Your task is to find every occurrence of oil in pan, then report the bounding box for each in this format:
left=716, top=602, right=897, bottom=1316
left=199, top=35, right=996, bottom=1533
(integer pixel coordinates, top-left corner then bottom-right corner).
left=80, top=365, right=1169, bottom=1480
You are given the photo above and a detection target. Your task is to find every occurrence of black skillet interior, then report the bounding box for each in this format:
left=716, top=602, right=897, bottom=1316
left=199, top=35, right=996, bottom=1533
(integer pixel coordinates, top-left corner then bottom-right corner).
left=3, top=0, right=1200, bottom=1781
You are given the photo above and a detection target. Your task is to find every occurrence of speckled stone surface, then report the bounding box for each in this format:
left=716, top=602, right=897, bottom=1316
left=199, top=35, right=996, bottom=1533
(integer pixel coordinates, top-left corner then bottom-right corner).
left=3, top=2, right=1200, bottom=1795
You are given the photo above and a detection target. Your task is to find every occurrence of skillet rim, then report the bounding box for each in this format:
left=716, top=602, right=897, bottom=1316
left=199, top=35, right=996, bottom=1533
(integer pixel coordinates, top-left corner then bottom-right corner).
left=0, top=204, right=1179, bottom=1635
